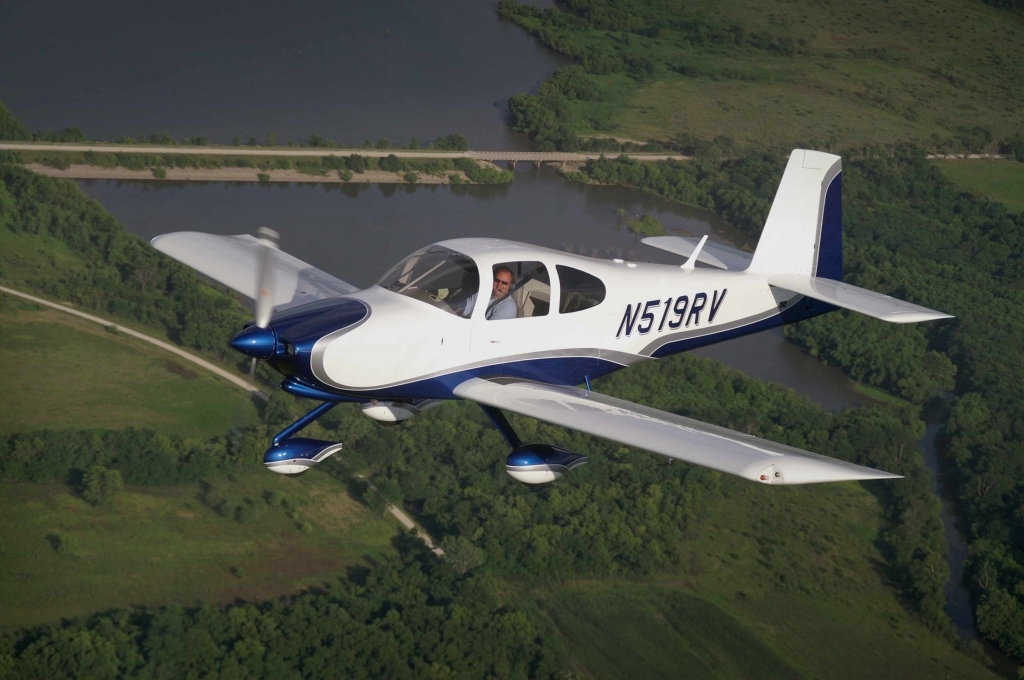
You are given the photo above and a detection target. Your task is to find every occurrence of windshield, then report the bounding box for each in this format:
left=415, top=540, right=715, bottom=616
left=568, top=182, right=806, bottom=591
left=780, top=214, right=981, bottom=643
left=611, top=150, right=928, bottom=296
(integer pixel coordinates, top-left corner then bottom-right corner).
left=377, top=245, right=480, bottom=318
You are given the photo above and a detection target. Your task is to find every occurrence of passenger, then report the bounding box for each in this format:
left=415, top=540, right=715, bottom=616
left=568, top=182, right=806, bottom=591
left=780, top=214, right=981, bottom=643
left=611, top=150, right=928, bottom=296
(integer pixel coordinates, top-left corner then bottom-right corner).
left=463, top=266, right=518, bottom=319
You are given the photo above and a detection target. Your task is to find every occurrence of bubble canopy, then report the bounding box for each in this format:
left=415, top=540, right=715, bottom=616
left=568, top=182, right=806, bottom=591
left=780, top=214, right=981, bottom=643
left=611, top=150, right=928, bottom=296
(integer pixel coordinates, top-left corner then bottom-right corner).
left=377, top=245, right=480, bottom=318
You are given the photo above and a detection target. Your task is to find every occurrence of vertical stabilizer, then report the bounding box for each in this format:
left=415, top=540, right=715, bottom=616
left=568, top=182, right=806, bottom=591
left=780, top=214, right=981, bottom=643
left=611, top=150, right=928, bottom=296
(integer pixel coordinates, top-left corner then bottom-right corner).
left=749, top=150, right=843, bottom=281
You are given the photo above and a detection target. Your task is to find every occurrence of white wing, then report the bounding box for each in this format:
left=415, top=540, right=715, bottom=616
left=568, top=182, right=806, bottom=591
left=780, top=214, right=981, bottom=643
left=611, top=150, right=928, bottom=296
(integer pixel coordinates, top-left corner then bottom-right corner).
left=768, top=275, right=952, bottom=323
left=454, top=378, right=900, bottom=485
left=151, top=232, right=359, bottom=310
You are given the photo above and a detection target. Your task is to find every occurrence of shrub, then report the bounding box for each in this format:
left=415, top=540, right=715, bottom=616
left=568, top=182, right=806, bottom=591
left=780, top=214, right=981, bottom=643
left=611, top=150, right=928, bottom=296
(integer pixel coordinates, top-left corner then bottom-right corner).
left=47, top=533, right=81, bottom=557
left=81, top=466, right=124, bottom=506
left=403, top=171, right=419, bottom=184
left=257, top=173, right=270, bottom=183
left=435, top=133, right=470, bottom=151
left=41, top=156, right=71, bottom=170
left=379, top=154, right=401, bottom=172
left=151, top=166, right=166, bottom=179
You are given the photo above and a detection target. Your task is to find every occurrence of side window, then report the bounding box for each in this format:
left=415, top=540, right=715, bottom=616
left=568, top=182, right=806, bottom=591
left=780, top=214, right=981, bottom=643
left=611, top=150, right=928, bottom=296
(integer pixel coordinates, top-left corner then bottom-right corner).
left=557, top=265, right=605, bottom=314
left=486, top=261, right=551, bottom=320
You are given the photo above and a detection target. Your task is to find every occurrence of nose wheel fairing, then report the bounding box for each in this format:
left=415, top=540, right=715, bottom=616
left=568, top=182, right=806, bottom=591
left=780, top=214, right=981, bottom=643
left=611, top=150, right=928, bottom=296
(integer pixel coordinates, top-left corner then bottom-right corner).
left=263, top=401, right=343, bottom=475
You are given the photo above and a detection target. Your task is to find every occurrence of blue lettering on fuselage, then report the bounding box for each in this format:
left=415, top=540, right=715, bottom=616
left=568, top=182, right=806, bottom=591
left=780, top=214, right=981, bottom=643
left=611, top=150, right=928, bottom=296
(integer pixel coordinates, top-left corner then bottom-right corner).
left=616, top=289, right=727, bottom=338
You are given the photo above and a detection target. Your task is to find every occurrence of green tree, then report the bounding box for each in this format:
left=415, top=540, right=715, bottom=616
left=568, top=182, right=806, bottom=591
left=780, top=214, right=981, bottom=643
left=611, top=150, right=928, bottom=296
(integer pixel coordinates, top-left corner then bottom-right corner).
left=435, top=133, right=470, bottom=151
left=81, top=466, right=124, bottom=506
left=375, top=137, right=391, bottom=149
left=0, top=102, right=31, bottom=141
left=440, top=535, right=485, bottom=574
left=47, top=532, right=81, bottom=557
left=264, top=132, right=275, bottom=147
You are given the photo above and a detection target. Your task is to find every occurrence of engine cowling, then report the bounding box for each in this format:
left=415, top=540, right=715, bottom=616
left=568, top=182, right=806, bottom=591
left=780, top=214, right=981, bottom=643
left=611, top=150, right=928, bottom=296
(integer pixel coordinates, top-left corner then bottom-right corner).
left=505, top=444, right=588, bottom=484
left=263, top=437, right=343, bottom=476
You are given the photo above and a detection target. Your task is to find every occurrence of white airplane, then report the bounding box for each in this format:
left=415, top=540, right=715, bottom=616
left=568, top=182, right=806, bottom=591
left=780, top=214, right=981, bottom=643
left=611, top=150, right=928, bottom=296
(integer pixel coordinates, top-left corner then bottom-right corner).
left=152, top=150, right=951, bottom=486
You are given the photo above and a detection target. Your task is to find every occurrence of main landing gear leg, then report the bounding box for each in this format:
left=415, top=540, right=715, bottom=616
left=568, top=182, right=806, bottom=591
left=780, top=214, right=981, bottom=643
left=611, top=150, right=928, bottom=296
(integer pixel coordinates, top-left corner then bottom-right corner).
left=478, top=404, right=522, bottom=448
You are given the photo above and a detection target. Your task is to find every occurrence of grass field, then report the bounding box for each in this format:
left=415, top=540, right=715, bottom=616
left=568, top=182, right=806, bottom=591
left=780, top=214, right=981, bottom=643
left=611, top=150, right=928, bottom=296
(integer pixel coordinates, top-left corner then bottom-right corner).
left=0, top=471, right=397, bottom=629
left=526, top=478, right=997, bottom=680
left=516, top=475, right=995, bottom=680
left=934, top=160, right=1024, bottom=213
left=511, top=0, right=1024, bottom=150
left=0, top=301, right=257, bottom=438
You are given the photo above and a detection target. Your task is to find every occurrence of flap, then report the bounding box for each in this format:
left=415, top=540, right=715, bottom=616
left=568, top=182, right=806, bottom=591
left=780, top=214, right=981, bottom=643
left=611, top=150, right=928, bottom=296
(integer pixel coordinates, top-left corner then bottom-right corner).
left=641, top=236, right=752, bottom=270
left=454, top=378, right=900, bottom=485
left=768, top=275, right=953, bottom=323
left=152, top=232, right=359, bottom=311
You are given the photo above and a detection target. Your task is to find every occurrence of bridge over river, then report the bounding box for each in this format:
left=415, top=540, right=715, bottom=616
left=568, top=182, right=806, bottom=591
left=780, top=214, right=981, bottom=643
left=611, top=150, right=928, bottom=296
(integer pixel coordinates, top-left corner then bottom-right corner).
left=0, top=142, right=687, bottom=165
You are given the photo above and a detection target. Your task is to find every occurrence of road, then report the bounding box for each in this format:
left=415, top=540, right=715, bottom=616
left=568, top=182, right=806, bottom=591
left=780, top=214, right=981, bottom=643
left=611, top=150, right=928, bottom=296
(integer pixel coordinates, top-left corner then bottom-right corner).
left=0, top=142, right=687, bottom=163
left=0, top=285, right=268, bottom=401
left=355, top=474, right=444, bottom=556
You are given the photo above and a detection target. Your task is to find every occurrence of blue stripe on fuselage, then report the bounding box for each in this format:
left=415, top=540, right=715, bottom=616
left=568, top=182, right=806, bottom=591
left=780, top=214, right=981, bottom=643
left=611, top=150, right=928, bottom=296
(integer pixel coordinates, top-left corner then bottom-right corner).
left=650, top=296, right=835, bottom=358
left=282, top=298, right=836, bottom=401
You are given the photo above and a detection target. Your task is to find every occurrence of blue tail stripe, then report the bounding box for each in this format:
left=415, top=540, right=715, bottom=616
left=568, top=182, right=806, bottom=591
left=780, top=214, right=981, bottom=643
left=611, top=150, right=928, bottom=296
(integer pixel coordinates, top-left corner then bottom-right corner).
left=816, top=171, right=843, bottom=281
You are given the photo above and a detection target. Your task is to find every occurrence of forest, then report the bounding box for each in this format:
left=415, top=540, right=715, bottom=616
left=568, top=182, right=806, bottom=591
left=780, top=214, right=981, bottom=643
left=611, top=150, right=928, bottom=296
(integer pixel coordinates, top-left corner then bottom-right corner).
left=0, top=536, right=564, bottom=679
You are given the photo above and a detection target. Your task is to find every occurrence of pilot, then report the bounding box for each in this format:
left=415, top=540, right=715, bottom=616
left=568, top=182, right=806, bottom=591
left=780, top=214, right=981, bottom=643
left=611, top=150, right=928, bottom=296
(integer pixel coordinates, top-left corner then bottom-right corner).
left=463, top=266, right=518, bottom=320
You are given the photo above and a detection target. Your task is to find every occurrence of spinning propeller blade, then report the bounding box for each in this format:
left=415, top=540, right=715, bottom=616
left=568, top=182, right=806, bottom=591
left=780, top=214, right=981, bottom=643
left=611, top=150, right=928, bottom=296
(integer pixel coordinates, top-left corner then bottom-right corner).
left=254, top=227, right=279, bottom=329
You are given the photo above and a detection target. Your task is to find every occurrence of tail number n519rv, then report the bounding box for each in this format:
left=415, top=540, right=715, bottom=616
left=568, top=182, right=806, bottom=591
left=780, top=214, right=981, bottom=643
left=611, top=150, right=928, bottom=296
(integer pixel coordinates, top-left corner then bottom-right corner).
left=616, top=289, right=728, bottom=338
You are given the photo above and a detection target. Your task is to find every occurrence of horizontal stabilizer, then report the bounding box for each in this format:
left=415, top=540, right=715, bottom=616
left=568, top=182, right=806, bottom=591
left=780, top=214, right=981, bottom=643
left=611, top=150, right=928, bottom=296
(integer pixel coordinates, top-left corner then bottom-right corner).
left=152, top=232, right=359, bottom=311
left=769, top=275, right=953, bottom=324
left=454, top=378, right=900, bottom=485
left=642, top=236, right=752, bottom=271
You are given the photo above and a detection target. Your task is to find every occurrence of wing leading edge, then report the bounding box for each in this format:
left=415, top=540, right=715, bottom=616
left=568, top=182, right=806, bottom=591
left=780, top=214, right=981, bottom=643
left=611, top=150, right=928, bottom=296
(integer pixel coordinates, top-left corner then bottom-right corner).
left=151, top=231, right=359, bottom=311
left=454, top=378, right=900, bottom=485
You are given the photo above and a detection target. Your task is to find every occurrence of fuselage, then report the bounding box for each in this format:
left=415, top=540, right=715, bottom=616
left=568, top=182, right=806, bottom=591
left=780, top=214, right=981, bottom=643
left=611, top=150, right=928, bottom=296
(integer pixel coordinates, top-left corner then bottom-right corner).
left=255, top=238, right=834, bottom=401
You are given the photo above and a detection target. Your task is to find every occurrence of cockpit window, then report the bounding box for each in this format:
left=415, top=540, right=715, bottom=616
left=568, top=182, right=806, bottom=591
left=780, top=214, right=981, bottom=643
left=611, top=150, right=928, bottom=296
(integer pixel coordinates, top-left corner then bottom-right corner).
left=377, top=245, right=479, bottom=318
left=557, top=265, right=606, bottom=313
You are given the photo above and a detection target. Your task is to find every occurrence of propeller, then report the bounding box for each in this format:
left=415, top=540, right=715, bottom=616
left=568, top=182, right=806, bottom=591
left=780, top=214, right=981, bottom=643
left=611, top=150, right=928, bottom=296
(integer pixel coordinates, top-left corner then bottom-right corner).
left=248, top=227, right=279, bottom=385
left=254, top=227, right=280, bottom=328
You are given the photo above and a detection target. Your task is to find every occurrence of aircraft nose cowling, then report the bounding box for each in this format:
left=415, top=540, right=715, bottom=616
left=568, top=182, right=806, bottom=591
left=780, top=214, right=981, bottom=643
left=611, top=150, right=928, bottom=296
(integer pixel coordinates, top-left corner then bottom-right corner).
left=274, top=298, right=370, bottom=351
left=230, top=325, right=277, bottom=359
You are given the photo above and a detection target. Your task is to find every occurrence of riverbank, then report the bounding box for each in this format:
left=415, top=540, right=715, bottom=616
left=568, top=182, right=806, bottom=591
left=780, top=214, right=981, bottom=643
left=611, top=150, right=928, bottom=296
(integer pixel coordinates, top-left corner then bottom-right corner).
left=25, top=163, right=470, bottom=185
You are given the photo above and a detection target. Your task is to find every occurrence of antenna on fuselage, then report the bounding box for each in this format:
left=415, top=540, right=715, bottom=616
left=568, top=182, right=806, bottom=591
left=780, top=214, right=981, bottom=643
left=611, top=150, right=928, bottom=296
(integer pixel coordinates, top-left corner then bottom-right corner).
left=681, top=235, right=708, bottom=272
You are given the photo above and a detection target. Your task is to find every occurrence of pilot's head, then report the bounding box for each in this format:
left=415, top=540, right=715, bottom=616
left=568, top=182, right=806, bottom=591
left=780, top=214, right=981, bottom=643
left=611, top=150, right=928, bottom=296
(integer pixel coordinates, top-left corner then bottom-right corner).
left=492, top=266, right=515, bottom=299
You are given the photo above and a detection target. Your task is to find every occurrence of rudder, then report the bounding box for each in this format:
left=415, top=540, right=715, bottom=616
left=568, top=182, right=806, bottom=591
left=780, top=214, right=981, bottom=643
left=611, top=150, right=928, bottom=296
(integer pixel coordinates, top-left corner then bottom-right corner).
left=749, top=149, right=842, bottom=281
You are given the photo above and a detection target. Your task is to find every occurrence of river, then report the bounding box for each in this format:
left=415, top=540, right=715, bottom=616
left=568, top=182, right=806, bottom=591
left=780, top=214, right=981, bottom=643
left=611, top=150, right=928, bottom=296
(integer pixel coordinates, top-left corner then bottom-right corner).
left=0, top=0, right=567, bottom=149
